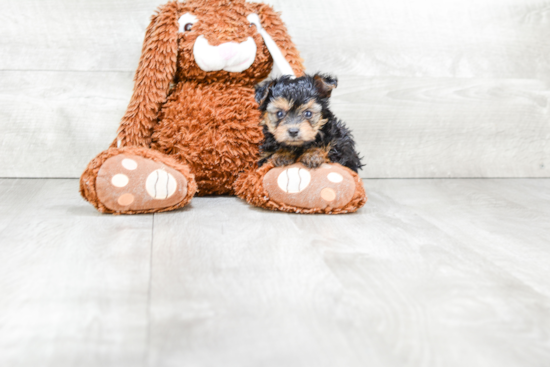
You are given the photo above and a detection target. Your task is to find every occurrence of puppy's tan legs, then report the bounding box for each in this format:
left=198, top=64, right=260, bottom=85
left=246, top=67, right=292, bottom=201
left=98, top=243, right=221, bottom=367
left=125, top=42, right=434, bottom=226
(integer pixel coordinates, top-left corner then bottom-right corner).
left=298, top=147, right=330, bottom=169
left=269, top=150, right=297, bottom=167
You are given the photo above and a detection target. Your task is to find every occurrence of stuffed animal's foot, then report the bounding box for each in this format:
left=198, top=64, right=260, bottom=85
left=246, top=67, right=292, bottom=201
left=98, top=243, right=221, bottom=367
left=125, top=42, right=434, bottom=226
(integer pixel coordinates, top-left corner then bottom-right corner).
left=80, top=147, right=197, bottom=214
left=235, top=163, right=367, bottom=214
left=96, top=155, right=189, bottom=213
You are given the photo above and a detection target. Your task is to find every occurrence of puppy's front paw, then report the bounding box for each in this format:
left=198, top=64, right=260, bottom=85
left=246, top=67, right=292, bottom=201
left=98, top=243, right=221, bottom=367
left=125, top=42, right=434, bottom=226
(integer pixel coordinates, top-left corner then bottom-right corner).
left=271, top=151, right=296, bottom=167
left=299, top=148, right=329, bottom=169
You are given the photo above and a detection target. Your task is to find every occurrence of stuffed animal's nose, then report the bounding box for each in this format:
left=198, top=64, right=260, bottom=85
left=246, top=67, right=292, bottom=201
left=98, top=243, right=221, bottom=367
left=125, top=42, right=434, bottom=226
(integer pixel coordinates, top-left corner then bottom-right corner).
left=218, top=43, right=238, bottom=60
left=288, top=128, right=300, bottom=137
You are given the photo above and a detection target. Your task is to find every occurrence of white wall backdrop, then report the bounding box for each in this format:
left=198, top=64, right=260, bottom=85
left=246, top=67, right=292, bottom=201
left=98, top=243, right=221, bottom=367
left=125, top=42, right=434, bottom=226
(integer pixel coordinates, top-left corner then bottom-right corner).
left=1, top=0, right=549, bottom=178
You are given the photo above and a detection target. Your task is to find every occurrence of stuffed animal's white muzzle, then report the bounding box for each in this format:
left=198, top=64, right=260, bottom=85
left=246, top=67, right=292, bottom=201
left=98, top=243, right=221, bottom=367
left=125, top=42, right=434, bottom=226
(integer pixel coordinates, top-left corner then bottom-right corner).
left=191, top=14, right=296, bottom=77
left=194, top=36, right=257, bottom=73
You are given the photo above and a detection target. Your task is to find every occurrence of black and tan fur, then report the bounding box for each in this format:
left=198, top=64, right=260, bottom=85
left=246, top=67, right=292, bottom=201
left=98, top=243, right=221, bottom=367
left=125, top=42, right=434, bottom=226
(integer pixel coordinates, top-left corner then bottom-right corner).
left=255, top=74, right=364, bottom=172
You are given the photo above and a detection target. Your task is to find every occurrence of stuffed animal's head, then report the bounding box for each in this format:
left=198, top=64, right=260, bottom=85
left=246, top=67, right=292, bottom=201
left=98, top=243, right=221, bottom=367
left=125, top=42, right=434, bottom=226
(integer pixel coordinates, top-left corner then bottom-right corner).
left=146, top=0, right=304, bottom=85
left=116, top=0, right=305, bottom=146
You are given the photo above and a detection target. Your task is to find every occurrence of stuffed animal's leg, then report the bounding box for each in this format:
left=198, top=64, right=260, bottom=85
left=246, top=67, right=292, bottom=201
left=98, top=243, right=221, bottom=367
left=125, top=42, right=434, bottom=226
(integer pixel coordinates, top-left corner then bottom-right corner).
left=80, top=147, right=197, bottom=215
left=234, top=163, right=367, bottom=214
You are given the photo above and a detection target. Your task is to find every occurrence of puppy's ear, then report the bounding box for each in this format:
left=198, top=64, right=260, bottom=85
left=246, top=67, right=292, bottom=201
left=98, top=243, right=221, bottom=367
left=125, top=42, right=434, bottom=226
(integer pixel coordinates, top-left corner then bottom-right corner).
left=255, top=80, right=274, bottom=107
left=313, top=74, right=338, bottom=99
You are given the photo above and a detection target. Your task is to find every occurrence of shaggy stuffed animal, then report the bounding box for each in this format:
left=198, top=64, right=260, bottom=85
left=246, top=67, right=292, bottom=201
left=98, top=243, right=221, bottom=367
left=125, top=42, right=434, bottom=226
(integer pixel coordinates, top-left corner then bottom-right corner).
left=80, top=0, right=367, bottom=215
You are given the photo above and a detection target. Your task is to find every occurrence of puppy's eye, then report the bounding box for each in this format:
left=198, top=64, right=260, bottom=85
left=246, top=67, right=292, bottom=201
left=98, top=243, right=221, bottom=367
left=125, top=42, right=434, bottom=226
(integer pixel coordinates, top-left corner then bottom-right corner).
left=184, top=23, right=193, bottom=31
left=276, top=111, right=285, bottom=119
left=304, top=111, right=313, bottom=118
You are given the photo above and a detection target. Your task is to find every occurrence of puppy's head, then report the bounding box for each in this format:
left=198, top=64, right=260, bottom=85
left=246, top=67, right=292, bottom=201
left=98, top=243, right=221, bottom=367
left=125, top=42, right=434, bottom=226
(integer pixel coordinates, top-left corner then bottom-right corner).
left=255, top=74, right=338, bottom=146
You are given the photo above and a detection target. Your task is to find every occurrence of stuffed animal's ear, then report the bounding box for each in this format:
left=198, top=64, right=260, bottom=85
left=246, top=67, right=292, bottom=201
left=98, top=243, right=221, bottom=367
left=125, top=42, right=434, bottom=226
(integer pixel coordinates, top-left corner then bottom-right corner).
left=247, top=4, right=306, bottom=78
left=255, top=79, right=274, bottom=107
left=313, top=74, right=338, bottom=99
left=115, top=2, right=180, bottom=148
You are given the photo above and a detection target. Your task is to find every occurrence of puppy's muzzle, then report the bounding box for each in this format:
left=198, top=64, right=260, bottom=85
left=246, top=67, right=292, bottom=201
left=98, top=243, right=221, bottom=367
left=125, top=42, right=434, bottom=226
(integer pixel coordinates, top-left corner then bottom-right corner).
left=288, top=127, right=300, bottom=137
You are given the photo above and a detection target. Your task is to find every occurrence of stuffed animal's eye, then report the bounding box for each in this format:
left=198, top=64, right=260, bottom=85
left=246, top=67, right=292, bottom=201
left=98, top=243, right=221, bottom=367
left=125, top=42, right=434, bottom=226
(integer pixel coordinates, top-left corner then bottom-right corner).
left=178, top=13, right=198, bottom=33
left=304, top=111, right=312, bottom=118
left=276, top=111, right=285, bottom=119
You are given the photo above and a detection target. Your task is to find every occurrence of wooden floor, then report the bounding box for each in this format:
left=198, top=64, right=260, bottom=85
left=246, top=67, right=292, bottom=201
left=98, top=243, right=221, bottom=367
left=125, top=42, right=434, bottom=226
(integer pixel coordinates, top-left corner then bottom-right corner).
left=1, top=178, right=550, bottom=367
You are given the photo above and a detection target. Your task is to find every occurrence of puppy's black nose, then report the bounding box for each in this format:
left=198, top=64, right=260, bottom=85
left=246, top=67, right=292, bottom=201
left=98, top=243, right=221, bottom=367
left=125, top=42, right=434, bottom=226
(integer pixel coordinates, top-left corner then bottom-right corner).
left=288, top=128, right=300, bottom=137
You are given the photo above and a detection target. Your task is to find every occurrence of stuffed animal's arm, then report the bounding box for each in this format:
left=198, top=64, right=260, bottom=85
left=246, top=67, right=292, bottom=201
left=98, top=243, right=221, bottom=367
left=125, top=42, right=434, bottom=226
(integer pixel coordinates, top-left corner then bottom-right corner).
left=248, top=4, right=305, bottom=78
left=115, top=2, right=180, bottom=148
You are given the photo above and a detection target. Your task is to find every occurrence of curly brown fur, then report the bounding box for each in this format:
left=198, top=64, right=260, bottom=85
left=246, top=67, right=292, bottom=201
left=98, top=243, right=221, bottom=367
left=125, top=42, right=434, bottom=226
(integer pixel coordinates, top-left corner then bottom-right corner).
left=127, top=0, right=304, bottom=195
left=256, top=73, right=364, bottom=172
left=81, top=0, right=307, bottom=210
left=81, top=1, right=368, bottom=216
left=234, top=162, right=367, bottom=214
left=116, top=0, right=305, bottom=150
left=80, top=147, right=197, bottom=215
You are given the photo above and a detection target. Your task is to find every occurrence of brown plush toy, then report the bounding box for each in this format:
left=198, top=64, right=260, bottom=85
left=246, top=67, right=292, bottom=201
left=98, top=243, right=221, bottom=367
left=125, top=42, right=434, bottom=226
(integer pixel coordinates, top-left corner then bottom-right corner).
left=80, top=0, right=367, bottom=215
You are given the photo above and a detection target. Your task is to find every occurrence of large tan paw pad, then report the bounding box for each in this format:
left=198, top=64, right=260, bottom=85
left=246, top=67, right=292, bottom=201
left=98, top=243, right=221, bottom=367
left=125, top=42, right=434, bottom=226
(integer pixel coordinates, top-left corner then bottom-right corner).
left=96, top=155, right=188, bottom=213
left=263, top=163, right=356, bottom=210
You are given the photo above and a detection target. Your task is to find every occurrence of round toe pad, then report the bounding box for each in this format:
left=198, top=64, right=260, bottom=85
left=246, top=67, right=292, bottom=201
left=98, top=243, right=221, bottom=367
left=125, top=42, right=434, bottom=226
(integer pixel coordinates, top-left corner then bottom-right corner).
left=263, top=163, right=356, bottom=210
left=96, top=155, right=188, bottom=213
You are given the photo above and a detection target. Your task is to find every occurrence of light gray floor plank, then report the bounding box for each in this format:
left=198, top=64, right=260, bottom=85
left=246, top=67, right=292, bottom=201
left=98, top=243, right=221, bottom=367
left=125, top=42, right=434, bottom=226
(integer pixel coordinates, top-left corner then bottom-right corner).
left=2, top=0, right=550, bottom=179
left=370, top=179, right=550, bottom=297
left=0, top=71, right=133, bottom=178
left=2, top=179, right=550, bottom=367
left=148, top=180, right=550, bottom=367
left=0, top=0, right=164, bottom=72
left=1, top=72, right=548, bottom=179
left=3, top=0, right=550, bottom=79
left=0, top=179, right=153, bottom=367
left=270, top=0, right=550, bottom=79
left=333, top=76, right=550, bottom=178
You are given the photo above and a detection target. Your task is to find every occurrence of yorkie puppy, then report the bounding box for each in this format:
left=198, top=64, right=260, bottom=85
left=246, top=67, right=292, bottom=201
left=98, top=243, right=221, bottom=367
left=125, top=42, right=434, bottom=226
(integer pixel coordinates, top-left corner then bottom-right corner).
left=255, top=73, right=364, bottom=172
